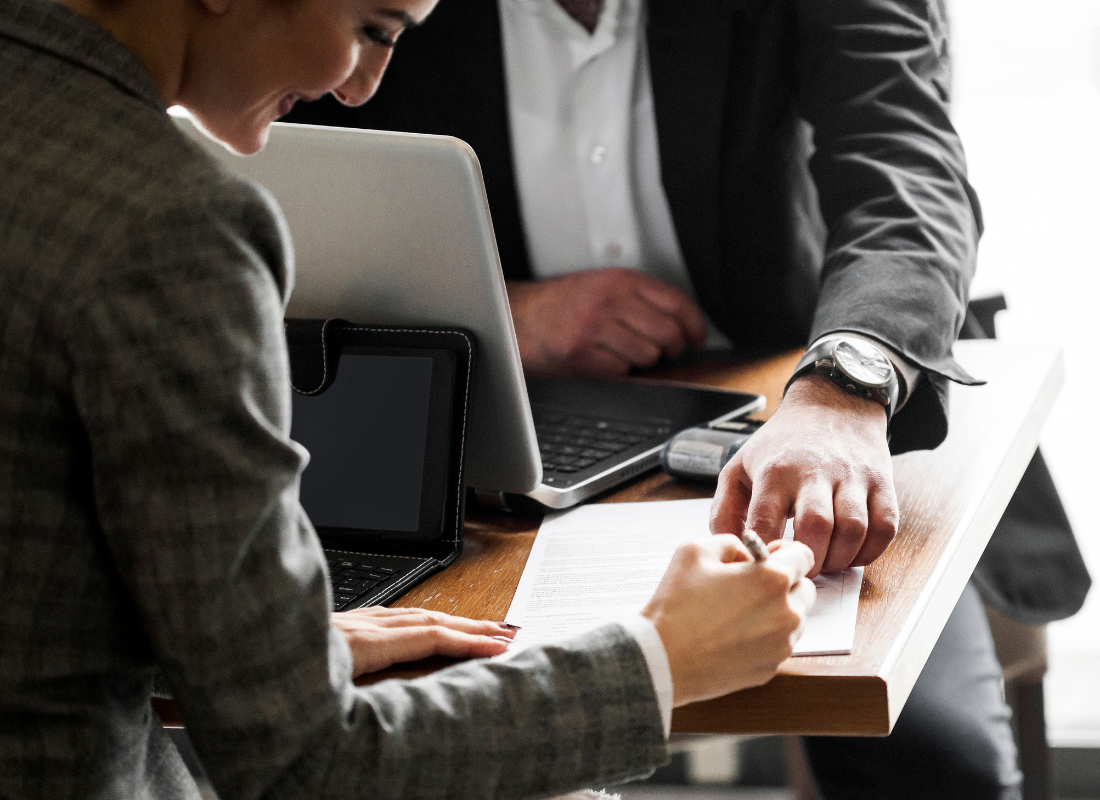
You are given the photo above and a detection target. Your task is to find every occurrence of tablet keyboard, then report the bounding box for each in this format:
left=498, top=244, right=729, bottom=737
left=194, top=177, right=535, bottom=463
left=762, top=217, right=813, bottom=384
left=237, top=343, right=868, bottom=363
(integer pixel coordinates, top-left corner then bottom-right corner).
left=535, top=412, right=671, bottom=475
left=324, top=551, right=407, bottom=611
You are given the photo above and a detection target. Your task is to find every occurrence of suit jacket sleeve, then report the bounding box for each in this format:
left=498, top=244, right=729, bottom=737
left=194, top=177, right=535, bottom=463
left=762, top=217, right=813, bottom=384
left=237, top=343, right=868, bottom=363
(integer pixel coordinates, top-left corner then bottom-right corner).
left=796, top=0, right=984, bottom=452
left=67, top=175, right=666, bottom=800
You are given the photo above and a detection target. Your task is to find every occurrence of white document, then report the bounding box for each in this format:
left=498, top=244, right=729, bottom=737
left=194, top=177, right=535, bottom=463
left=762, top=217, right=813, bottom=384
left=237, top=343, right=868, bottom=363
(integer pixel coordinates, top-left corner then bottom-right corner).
left=505, top=498, right=862, bottom=657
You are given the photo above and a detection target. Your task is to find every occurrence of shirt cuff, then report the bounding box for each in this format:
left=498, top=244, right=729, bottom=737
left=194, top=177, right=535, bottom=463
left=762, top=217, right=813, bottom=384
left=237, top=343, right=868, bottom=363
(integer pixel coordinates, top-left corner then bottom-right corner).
left=616, top=615, right=673, bottom=738
left=808, top=332, right=922, bottom=409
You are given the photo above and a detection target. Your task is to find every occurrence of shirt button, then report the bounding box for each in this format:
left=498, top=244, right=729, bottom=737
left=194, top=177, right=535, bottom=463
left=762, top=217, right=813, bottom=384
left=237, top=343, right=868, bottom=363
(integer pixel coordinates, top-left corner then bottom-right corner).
left=605, top=243, right=622, bottom=258
left=589, top=145, right=607, bottom=165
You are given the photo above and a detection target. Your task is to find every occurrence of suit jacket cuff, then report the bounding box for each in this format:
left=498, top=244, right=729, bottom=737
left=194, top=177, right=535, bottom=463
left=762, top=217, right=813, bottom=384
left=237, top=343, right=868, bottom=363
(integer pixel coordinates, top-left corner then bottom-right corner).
left=806, top=327, right=985, bottom=455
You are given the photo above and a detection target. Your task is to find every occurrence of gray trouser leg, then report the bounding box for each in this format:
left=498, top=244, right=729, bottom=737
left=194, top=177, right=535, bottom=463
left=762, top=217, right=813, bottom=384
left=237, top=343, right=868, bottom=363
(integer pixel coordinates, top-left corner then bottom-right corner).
left=802, top=582, right=1022, bottom=800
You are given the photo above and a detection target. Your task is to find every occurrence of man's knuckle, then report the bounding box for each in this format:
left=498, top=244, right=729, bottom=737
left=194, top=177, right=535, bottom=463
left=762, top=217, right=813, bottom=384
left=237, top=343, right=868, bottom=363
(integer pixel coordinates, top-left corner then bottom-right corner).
left=638, top=342, right=662, bottom=365
left=576, top=310, right=603, bottom=336
left=748, top=506, right=786, bottom=532
left=877, top=510, right=900, bottom=537
left=800, top=508, right=832, bottom=534
left=562, top=335, right=592, bottom=362
left=834, top=513, right=868, bottom=540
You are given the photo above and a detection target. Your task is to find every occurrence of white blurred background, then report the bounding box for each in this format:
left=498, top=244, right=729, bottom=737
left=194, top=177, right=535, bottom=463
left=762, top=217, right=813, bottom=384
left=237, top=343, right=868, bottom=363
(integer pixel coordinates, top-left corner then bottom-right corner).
left=949, top=0, right=1100, bottom=748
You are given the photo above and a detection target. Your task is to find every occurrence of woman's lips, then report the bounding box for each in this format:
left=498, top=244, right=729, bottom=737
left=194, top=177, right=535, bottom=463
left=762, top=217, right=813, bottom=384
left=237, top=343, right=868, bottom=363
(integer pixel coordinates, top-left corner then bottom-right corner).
left=277, top=94, right=298, bottom=117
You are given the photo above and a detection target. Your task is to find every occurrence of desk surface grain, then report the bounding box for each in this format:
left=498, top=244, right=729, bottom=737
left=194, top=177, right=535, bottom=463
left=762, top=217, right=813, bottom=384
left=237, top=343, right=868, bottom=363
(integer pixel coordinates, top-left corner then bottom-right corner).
left=373, top=342, right=1063, bottom=736
left=153, top=342, right=1061, bottom=735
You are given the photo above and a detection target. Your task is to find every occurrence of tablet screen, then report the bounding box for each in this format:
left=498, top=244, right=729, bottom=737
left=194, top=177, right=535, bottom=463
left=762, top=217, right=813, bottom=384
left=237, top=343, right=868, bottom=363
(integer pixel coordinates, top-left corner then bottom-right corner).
left=291, top=352, right=439, bottom=535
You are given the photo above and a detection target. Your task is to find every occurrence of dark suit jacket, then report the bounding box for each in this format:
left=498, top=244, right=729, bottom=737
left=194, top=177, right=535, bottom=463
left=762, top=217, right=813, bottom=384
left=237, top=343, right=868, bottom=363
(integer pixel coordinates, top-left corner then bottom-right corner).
left=288, top=0, right=985, bottom=455
left=288, top=0, right=1090, bottom=620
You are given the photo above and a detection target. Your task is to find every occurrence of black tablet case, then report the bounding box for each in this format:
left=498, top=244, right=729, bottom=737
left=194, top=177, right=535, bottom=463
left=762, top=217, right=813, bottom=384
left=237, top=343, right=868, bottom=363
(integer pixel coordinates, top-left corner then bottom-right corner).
left=285, top=319, right=475, bottom=607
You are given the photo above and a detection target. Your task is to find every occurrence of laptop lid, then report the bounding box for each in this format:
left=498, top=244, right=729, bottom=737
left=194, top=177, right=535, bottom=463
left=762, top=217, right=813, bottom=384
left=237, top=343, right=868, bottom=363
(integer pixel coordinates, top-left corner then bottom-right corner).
left=174, top=115, right=542, bottom=495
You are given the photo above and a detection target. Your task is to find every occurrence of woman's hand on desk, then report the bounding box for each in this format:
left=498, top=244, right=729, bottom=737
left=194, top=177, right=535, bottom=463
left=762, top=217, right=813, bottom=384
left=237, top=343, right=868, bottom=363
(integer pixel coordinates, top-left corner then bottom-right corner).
left=641, top=537, right=816, bottom=706
left=332, top=607, right=516, bottom=677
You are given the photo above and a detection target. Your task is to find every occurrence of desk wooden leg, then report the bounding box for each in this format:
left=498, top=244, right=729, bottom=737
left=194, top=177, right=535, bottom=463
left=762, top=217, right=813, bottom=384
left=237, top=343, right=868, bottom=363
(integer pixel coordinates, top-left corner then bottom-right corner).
left=1014, top=680, right=1050, bottom=800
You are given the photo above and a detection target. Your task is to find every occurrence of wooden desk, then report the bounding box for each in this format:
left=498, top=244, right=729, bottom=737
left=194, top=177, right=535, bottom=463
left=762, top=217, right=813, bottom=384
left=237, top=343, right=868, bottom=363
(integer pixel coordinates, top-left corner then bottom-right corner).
left=368, top=340, right=1064, bottom=736
left=152, top=341, right=1061, bottom=735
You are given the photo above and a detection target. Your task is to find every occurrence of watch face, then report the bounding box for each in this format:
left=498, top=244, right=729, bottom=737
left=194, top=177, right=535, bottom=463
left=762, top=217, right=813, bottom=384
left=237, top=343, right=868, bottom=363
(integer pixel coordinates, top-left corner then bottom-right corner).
left=832, top=339, right=894, bottom=388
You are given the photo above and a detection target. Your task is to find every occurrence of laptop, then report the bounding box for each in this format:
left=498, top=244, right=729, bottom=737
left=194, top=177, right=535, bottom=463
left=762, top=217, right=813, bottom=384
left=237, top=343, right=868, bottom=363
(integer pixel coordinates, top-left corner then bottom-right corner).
left=174, top=116, right=764, bottom=510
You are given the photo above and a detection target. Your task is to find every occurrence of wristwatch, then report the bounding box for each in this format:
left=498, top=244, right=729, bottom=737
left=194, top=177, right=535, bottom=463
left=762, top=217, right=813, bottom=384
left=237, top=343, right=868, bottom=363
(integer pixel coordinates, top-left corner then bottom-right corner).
left=785, top=337, right=900, bottom=423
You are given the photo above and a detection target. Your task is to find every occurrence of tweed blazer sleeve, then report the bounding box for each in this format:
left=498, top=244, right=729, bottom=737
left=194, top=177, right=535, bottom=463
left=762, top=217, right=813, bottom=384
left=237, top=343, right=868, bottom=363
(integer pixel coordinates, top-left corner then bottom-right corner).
left=795, top=0, right=984, bottom=451
left=1, top=5, right=666, bottom=796
left=61, top=169, right=664, bottom=800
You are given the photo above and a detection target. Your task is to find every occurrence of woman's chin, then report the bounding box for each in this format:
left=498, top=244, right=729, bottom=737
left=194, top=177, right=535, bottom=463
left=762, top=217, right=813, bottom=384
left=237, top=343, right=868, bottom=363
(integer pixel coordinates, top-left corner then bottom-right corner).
left=218, top=125, right=269, bottom=156
left=188, top=112, right=270, bottom=155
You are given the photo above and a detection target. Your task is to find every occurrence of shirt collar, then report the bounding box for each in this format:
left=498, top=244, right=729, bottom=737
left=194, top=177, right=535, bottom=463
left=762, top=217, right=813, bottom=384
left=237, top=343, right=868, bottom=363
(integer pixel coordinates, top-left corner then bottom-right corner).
left=507, top=0, right=639, bottom=69
left=0, top=0, right=166, bottom=112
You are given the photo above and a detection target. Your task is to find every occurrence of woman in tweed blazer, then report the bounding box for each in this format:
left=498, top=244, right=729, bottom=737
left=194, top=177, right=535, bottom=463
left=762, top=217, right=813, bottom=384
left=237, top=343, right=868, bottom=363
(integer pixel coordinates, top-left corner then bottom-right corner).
left=0, top=0, right=816, bottom=797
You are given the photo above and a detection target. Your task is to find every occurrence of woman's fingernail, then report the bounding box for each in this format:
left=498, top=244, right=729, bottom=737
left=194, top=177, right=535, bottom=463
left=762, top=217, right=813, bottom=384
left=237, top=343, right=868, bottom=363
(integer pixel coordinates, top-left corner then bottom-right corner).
left=498, top=622, right=522, bottom=631
left=490, top=635, right=514, bottom=644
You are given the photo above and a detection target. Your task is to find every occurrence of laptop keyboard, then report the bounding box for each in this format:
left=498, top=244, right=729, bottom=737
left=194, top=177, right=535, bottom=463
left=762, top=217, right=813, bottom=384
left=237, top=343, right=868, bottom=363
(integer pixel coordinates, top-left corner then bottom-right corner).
left=535, top=412, right=671, bottom=475
left=324, top=551, right=405, bottom=611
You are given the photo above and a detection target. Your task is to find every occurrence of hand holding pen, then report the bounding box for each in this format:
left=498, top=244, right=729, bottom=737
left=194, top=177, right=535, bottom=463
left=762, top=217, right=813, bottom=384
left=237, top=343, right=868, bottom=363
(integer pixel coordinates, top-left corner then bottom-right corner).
left=741, top=530, right=770, bottom=562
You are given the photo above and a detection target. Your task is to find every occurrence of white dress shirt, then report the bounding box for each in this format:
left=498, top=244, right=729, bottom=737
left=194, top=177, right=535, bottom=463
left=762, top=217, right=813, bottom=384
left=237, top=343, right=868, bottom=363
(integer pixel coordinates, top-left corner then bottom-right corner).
left=500, top=0, right=731, bottom=348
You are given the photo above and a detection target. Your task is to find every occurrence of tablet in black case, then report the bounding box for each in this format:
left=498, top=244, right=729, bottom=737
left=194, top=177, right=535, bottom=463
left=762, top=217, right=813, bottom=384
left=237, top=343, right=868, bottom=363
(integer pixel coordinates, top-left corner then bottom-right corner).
left=286, top=319, right=474, bottom=610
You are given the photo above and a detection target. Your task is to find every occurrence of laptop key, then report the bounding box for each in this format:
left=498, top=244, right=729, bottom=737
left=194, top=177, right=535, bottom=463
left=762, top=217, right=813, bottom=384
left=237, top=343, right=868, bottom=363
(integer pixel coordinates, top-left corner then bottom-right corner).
left=580, top=448, right=611, bottom=459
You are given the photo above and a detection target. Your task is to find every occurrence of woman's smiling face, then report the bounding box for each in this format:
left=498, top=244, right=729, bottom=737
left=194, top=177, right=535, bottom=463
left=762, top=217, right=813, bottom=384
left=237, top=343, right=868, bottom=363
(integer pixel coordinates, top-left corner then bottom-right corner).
left=181, top=0, right=437, bottom=154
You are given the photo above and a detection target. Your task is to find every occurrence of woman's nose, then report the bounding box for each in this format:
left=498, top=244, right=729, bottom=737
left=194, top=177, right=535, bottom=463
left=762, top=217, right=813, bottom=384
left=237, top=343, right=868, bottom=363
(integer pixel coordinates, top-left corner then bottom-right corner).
left=332, top=49, right=392, bottom=107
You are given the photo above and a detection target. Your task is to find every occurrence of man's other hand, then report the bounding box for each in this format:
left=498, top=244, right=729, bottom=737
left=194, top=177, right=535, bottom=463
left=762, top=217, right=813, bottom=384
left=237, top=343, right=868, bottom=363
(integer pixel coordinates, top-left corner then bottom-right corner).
left=710, top=374, right=899, bottom=577
left=506, top=269, right=707, bottom=376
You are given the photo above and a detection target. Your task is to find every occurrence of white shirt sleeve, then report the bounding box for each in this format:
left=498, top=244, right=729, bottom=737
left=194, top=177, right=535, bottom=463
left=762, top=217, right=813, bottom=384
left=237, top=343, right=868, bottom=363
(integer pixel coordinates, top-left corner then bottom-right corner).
left=615, top=614, right=673, bottom=738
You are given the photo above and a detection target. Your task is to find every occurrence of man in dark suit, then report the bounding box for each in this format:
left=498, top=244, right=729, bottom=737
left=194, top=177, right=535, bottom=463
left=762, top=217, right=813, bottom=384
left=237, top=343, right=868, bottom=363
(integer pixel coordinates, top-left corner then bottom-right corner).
left=285, top=1, right=1074, bottom=796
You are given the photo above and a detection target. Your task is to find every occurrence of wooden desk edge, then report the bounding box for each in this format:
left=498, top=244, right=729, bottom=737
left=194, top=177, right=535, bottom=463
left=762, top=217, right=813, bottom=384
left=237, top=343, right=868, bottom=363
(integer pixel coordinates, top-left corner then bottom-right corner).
left=671, top=674, right=891, bottom=737
left=879, top=346, right=1064, bottom=730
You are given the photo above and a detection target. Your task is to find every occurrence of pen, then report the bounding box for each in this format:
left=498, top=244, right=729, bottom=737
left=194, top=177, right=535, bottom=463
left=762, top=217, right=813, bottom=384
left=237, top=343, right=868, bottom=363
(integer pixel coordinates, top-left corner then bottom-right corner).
left=741, top=530, right=769, bottom=562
